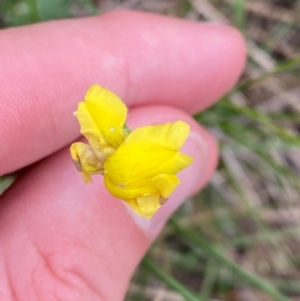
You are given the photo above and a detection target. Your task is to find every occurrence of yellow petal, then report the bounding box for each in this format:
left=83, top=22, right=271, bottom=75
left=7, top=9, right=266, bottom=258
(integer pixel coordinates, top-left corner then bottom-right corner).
left=75, top=85, right=128, bottom=157
left=103, top=121, right=193, bottom=218
left=104, top=121, right=193, bottom=186
left=104, top=175, right=158, bottom=199
left=125, top=199, right=141, bottom=216
left=121, top=120, right=190, bottom=149
left=123, top=196, right=161, bottom=219
left=104, top=173, right=180, bottom=201
left=136, top=195, right=161, bottom=219
left=153, top=174, right=180, bottom=198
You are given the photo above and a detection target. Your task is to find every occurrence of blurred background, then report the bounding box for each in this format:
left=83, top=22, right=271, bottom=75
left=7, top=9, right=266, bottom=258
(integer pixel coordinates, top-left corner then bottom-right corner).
left=0, top=0, right=300, bottom=300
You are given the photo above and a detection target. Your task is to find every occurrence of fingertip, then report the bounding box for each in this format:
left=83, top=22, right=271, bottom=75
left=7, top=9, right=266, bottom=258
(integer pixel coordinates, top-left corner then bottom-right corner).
left=186, top=22, right=247, bottom=112
left=212, top=23, right=247, bottom=87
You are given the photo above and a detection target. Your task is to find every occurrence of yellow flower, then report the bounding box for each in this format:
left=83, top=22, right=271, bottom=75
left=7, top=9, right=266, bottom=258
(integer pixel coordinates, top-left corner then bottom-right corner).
left=104, top=121, right=193, bottom=218
left=70, top=85, right=193, bottom=219
left=70, top=85, right=128, bottom=182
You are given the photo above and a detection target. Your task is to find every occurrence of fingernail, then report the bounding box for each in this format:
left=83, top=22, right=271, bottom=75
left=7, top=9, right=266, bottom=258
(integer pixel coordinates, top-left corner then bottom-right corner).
left=126, top=130, right=209, bottom=238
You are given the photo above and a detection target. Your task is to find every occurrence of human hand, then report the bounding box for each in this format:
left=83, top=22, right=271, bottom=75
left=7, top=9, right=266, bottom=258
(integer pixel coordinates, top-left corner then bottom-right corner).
left=0, top=11, right=245, bottom=300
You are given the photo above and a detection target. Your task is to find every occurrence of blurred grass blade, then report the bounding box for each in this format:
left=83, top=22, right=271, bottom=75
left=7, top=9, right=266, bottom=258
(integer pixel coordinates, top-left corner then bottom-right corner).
left=221, top=98, right=300, bottom=144
left=232, top=0, right=247, bottom=32
left=220, top=226, right=300, bottom=249
left=236, top=56, right=300, bottom=91
left=27, top=0, right=40, bottom=22
left=36, top=0, right=70, bottom=20
left=142, top=257, right=205, bottom=301
left=169, top=219, right=292, bottom=301
left=0, top=175, right=16, bottom=195
left=199, top=257, right=218, bottom=300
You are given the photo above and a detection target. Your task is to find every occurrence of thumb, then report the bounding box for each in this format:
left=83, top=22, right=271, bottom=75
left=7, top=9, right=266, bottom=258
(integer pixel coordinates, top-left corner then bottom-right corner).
left=0, top=106, right=217, bottom=301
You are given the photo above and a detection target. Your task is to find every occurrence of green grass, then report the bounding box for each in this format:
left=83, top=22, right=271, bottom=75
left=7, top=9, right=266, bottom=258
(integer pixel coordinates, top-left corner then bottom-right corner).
left=1, top=0, right=300, bottom=300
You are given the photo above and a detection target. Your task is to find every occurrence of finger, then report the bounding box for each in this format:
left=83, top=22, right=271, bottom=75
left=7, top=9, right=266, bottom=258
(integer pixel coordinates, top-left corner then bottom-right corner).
left=0, top=10, right=245, bottom=175
left=0, top=106, right=217, bottom=300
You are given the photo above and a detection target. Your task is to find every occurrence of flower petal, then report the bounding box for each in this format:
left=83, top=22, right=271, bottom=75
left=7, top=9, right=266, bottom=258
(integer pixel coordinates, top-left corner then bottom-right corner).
left=125, top=199, right=141, bottom=216
left=123, top=120, right=190, bottom=150
left=153, top=174, right=180, bottom=198
left=104, top=175, right=157, bottom=199
left=104, top=121, right=193, bottom=185
left=103, top=121, right=193, bottom=219
left=104, top=173, right=180, bottom=200
left=75, top=85, right=128, bottom=153
left=123, top=195, right=163, bottom=219
left=136, top=195, right=161, bottom=219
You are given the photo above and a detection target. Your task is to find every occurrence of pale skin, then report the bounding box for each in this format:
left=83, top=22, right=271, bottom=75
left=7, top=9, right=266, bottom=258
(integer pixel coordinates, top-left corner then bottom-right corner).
left=0, top=11, right=246, bottom=301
